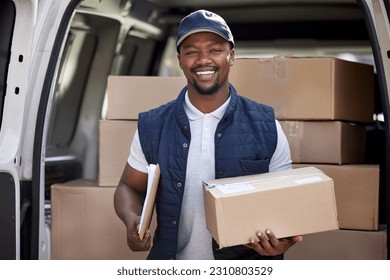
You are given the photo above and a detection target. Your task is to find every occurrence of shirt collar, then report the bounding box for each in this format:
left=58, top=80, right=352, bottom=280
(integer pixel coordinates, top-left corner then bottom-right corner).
left=184, top=91, right=230, bottom=121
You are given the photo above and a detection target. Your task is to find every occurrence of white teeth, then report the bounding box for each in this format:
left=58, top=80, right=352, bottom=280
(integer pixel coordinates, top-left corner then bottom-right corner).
left=196, top=71, right=215, bottom=75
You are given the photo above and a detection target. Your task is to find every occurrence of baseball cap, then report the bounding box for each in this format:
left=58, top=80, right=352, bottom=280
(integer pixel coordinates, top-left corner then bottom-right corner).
left=176, top=9, right=235, bottom=52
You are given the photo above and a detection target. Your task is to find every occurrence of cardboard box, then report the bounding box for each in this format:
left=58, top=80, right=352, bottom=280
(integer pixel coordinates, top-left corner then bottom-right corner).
left=107, top=76, right=186, bottom=120
left=294, top=164, right=380, bottom=230
left=230, top=57, right=374, bottom=122
left=285, top=227, right=387, bottom=260
left=203, top=167, right=339, bottom=249
left=280, top=121, right=367, bottom=164
left=99, top=120, right=137, bottom=186
left=51, top=179, right=156, bottom=260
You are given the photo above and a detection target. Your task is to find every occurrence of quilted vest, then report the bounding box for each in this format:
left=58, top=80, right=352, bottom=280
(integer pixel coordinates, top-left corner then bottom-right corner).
left=138, top=84, right=280, bottom=260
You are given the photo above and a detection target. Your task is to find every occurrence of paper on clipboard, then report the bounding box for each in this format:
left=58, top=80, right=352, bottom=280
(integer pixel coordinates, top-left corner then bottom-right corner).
left=138, top=163, right=160, bottom=241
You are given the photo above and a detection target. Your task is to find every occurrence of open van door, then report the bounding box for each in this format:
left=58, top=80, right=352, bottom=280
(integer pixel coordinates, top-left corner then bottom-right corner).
left=0, top=0, right=18, bottom=260
left=0, top=0, right=81, bottom=260
left=1, top=0, right=163, bottom=260
left=358, top=0, right=390, bottom=257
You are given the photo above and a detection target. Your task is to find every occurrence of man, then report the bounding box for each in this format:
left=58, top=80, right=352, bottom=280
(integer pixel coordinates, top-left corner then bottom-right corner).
left=114, top=9, right=302, bottom=260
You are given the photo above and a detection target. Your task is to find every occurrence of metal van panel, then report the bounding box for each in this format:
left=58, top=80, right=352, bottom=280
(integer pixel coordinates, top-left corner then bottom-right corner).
left=359, top=0, right=390, bottom=259
left=0, top=0, right=37, bottom=171
left=0, top=169, right=20, bottom=260
left=1, top=0, right=81, bottom=260
left=30, top=0, right=83, bottom=260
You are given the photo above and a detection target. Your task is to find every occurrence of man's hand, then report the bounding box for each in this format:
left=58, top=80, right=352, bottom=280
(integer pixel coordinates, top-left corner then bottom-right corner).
left=126, top=219, right=152, bottom=252
left=245, top=229, right=303, bottom=256
left=114, top=164, right=151, bottom=252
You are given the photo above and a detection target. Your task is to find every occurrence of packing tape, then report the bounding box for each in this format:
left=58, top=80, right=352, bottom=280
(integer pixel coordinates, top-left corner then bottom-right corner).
left=257, top=56, right=291, bottom=83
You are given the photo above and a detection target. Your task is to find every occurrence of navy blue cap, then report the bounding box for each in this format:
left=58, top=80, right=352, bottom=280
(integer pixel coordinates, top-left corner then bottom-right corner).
left=176, top=10, right=235, bottom=52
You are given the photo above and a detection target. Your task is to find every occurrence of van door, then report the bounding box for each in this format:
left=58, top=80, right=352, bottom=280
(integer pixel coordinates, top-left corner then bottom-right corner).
left=1, top=0, right=163, bottom=260
left=0, top=0, right=18, bottom=260
left=359, top=0, right=390, bottom=257
left=0, top=0, right=81, bottom=260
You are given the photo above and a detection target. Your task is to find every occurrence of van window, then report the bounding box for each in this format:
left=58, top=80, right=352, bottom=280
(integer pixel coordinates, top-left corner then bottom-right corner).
left=47, top=29, right=97, bottom=149
left=45, top=6, right=162, bottom=189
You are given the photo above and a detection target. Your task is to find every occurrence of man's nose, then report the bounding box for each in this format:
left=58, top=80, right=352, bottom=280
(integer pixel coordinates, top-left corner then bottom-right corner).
left=196, top=50, right=212, bottom=63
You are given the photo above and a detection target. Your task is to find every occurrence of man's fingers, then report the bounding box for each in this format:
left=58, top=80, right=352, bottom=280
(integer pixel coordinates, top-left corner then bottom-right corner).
left=265, top=229, right=280, bottom=248
left=127, top=226, right=151, bottom=251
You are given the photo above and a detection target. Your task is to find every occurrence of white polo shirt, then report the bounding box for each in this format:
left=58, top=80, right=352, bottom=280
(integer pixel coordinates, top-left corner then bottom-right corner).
left=128, top=92, right=292, bottom=260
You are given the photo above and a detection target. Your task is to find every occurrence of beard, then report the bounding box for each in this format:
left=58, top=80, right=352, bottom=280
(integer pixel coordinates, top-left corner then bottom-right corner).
left=192, top=79, right=221, bottom=96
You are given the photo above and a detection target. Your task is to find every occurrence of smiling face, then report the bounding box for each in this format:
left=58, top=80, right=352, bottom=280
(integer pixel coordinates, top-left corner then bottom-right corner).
left=177, top=32, right=234, bottom=97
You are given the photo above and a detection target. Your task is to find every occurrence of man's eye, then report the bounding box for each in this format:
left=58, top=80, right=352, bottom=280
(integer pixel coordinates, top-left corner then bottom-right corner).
left=185, top=50, right=198, bottom=55
left=210, top=49, right=222, bottom=53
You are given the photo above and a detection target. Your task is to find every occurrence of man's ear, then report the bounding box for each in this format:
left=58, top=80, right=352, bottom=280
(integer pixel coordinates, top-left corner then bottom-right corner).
left=229, top=49, right=235, bottom=66
left=177, top=54, right=182, bottom=69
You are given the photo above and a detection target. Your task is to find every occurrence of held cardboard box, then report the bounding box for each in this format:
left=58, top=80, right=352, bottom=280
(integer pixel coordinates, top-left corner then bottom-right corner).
left=229, top=57, right=374, bottom=122
left=51, top=179, right=156, bottom=260
left=294, top=164, right=380, bottom=230
left=203, top=167, right=339, bottom=249
left=285, top=227, right=387, bottom=260
left=107, top=76, right=186, bottom=120
left=99, top=120, right=137, bottom=186
left=280, top=121, right=367, bottom=164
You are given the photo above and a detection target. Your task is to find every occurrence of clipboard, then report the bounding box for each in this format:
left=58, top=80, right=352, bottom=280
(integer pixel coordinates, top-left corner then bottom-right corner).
left=138, top=163, right=160, bottom=241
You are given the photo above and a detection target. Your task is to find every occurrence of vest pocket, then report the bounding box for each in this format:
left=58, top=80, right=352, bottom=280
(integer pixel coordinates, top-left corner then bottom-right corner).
left=239, top=158, right=270, bottom=175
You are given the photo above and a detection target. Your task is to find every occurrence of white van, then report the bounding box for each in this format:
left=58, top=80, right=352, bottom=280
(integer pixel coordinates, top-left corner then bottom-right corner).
left=0, top=0, right=388, bottom=260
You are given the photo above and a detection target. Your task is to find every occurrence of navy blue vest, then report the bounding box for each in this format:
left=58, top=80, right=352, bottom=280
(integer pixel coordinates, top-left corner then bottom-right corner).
left=138, top=84, right=280, bottom=260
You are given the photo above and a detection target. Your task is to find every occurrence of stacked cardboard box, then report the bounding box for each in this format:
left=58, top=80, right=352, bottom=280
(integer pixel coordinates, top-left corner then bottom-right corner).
left=293, top=164, right=380, bottom=231
left=211, top=57, right=381, bottom=256
left=229, top=57, right=374, bottom=122
left=98, top=120, right=137, bottom=187
left=99, top=76, right=186, bottom=186
left=51, top=179, right=157, bottom=260
left=279, top=121, right=367, bottom=164
left=285, top=227, right=387, bottom=260
left=229, top=57, right=386, bottom=259
left=106, top=76, right=186, bottom=120
left=230, top=57, right=374, bottom=165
